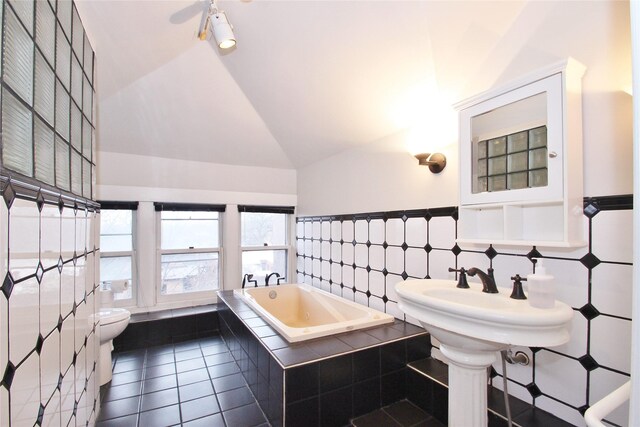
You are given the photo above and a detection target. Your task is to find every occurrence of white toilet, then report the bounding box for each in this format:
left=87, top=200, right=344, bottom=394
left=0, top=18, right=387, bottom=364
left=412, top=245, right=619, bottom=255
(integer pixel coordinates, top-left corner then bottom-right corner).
left=98, top=307, right=131, bottom=386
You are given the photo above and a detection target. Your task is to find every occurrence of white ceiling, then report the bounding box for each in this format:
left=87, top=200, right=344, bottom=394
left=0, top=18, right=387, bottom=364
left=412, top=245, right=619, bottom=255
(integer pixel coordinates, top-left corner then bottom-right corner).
left=75, top=0, right=626, bottom=169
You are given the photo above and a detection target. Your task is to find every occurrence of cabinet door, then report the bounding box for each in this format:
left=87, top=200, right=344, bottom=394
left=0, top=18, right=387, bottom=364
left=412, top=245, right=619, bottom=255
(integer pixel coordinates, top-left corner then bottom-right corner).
left=459, top=73, right=563, bottom=206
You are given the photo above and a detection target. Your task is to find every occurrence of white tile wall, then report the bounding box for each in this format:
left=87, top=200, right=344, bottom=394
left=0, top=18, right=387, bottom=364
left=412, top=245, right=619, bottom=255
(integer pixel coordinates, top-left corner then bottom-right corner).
left=0, top=190, right=100, bottom=427
left=296, top=198, right=633, bottom=426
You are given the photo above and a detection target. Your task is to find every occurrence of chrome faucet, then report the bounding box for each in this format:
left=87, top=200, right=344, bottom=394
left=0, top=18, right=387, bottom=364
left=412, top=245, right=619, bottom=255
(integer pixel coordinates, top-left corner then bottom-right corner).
left=265, top=272, right=280, bottom=286
left=467, top=267, right=499, bottom=293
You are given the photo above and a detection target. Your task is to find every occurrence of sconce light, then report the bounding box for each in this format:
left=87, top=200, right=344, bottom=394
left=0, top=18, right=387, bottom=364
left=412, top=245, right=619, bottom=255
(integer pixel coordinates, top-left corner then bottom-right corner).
left=199, top=0, right=236, bottom=49
left=415, top=152, right=447, bottom=173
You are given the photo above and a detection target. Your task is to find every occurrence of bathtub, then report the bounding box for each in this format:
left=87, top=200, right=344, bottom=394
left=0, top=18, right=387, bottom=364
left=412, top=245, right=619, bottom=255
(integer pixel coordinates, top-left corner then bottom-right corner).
left=233, top=284, right=395, bottom=342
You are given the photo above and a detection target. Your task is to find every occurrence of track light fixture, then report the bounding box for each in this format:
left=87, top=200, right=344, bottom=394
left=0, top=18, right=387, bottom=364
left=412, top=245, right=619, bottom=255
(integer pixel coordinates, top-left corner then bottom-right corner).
left=199, top=0, right=236, bottom=49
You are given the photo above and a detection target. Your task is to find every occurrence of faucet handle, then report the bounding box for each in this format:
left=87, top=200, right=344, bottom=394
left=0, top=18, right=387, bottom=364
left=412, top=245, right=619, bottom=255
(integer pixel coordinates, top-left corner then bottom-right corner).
left=276, top=276, right=285, bottom=285
left=448, top=267, right=470, bottom=289
left=510, top=274, right=527, bottom=300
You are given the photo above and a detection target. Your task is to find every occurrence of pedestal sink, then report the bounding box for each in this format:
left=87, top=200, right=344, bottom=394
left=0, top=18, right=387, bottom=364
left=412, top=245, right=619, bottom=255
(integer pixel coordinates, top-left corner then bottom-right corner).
left=396, top=279, right=573, bottom=427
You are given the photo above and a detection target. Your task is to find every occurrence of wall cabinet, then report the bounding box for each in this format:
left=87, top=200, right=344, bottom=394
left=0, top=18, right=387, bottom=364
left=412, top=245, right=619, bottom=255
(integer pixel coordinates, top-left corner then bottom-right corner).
left=455, top=58, right=586, bottom=247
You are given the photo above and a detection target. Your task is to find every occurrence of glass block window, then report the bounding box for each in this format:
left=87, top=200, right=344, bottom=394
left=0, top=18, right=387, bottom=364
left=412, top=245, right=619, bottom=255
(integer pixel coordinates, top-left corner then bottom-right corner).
left=0, top=0, right=96, bottom=200
left=473, top=126, right=548, bottom=194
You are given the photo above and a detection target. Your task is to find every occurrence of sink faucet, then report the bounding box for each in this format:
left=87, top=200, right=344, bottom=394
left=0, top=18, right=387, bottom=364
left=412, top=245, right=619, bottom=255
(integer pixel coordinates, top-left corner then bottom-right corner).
left=467, top=267, right=499, bottom=293
left=265, top=272, right=280, bottom=286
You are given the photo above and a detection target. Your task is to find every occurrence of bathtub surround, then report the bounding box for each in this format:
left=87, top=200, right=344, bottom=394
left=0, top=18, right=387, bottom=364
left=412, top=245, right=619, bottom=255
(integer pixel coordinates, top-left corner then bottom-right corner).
left=296, top=195, right=633, bottom=426
left=218, top=290, right=429, bottom=426
left=0, top=179, right=100, bottom=426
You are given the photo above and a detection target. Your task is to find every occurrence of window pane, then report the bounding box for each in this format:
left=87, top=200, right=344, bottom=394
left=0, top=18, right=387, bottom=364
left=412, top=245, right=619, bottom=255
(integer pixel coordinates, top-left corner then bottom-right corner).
left=160, top=252, right=218, bottom=295
left=2, top=88, right=33, bottom=176
left=100, top=210, right=132, bottom=235
left=161, top=211, right=219, bottom=249
left=242, top=249, right=287, bottom=286
left=100, top=256, right=132, bottom=300
left=241, top=212, right=287, bottom=247
left=100, top=210, right=132, bottom=252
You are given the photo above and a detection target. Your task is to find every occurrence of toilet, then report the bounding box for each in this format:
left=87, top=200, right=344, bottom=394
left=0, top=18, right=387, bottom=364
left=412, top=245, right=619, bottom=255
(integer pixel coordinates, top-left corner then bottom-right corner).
left=98, top=307, right=131, bottom=386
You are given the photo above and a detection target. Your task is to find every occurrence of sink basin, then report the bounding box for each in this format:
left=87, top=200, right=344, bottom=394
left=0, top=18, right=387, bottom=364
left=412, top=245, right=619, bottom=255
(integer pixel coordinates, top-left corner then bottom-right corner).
left=396, top=279, right=573, bottom=350
left=396, top=278, right=573, bottom=426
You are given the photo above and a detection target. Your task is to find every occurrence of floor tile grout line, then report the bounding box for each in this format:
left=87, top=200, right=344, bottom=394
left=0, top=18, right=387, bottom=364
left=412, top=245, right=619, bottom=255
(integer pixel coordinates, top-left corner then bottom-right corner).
left=199, top=339, right=230, bottom=427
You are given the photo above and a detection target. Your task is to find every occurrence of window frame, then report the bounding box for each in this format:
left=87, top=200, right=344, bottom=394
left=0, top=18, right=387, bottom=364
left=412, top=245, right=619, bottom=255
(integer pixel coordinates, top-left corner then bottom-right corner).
left=98, top=203, right=137, bottom=307
left=156, top=207, right=223, bottom=303
left=239, top=208, right=293, bottom=287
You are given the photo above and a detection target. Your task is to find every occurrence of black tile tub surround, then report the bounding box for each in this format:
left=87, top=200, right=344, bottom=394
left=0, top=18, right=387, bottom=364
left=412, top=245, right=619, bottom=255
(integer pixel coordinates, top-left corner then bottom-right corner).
left=113, top=305, right=220, bottom=352
left=217, top=290, right=430, bottom=427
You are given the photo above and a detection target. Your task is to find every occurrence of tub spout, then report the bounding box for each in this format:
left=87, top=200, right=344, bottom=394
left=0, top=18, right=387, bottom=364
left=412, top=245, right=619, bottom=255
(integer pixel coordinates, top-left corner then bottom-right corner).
left=467, top=267, right=498, bottom=293
left=265, top=272, right=280, bottom=286
left=242, top=274, right=257, bottom=288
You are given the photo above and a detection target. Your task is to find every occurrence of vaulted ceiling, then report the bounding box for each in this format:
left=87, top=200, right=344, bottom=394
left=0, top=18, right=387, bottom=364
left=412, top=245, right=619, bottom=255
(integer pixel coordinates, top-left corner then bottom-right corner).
left=75, top=0, right=629, bottom=169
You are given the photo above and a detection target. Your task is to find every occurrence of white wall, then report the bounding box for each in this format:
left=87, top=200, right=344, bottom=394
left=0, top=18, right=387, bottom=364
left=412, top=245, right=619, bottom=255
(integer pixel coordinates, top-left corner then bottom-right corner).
left=297, top=1, right=632, bottom=216
left=96, top=151, right=297, bottom=312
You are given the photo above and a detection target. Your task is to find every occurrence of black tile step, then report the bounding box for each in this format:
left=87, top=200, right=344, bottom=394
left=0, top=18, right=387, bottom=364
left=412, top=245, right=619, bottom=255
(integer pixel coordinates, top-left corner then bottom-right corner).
left=406, top=358, right=574, bottom=427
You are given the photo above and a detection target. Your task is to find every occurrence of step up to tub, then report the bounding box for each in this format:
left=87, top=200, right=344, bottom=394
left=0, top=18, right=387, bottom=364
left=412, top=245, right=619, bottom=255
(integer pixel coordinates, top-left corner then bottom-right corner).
left=406, top=357, right=574, bottom=427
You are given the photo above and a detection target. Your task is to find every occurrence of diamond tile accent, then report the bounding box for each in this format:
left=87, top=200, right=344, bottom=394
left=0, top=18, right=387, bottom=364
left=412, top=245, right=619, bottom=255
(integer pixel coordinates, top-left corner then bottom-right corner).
left=57, top=374, right=63, bottom=391
left=2, top=183, right=16, bottom=209
left=37, top=404, right=45, bottom=425
left=365, top=290, right=371, bottom=298
left=58, top=197, right=65, bottom=213
left=578, top=354, right=599, bottom=371
left=36, top=191, right=45, bottom=212
left=352, top=263, right=357, bottom=270
left=401, top=243, right=408, bottom=251
left=578, top=405, right=590, bottom=416
left=36, top=334, right=44, bottom=355
left=382, top=241, right=389, bottom=249
left=485, top=246, right=498, bottom=259
left=579, top=303, right=600, bottom=320
left=529, top=347, right=542, bottom=354
left=525, top=382, right=542, bottom=398
left=527, top=247, right=543, bottom=260
left=401, top=272, right=408, bottom=280
left=366, top=240, right=371, bottom=248
left=580, top=253, right=601, bottom=269
left=57, top=256, right=64, bottom=273
left=1, top=362, right=16, bottom=389
left=382, top=295, right=388, bottom=303
left=1, top=273, right=15, bottom=299
left=583, top=202, right=599, bottom=218
left=57, top=315, right=64, bottom=332
left=451, top=244, right=461, bottom=256
left=424, top=243, right=432, bottom=253
left=352, top=240, right=357, bottom=246
left=489, top=366, right=498, bottom=378
left=382, top=268, right=388, bottom=276
left=36, top=262, right=45, bottom=283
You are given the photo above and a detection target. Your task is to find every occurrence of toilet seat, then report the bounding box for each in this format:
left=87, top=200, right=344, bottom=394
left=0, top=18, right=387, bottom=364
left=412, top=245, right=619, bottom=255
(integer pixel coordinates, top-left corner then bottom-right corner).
left=99, top=308, right=130, bottom=325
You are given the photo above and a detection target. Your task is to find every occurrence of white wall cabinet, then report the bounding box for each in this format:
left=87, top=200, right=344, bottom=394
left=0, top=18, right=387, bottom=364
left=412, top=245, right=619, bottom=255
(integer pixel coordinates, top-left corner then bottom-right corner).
left=455, top=58, right=587, bottom=247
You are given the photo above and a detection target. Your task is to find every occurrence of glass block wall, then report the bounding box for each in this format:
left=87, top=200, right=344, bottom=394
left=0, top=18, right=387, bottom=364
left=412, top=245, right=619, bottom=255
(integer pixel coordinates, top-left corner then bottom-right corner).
left=1, top=0, right=95, bottom=200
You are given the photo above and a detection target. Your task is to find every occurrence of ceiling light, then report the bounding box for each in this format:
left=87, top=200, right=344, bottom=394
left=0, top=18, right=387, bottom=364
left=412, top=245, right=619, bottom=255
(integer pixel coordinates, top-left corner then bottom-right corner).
left=199, top=0, right=236, bottom=49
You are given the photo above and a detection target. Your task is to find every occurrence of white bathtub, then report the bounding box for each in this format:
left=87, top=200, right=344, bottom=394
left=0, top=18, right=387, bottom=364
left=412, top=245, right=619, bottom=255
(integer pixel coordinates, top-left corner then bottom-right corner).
left=233, top=284, right=395, bottom=342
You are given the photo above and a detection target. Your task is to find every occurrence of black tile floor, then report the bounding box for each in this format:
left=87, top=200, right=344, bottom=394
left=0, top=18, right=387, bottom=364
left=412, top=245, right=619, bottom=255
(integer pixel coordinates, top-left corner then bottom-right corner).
left=351, top=400, right=445, bottom=427
left=97, top=336, right=269, bottom=427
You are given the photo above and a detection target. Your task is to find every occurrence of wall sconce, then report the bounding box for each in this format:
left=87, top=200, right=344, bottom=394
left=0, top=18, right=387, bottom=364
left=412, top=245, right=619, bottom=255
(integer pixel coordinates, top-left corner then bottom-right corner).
left=415, top=152, right=446, bottom=173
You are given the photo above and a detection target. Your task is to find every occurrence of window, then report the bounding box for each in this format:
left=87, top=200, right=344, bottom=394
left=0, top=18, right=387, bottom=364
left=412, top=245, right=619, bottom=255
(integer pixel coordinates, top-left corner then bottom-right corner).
left=240, top=206, right=293, bottom=286
left=157, top=205, right=222, bottom=297
left=99, top=202, right=137, bottom=303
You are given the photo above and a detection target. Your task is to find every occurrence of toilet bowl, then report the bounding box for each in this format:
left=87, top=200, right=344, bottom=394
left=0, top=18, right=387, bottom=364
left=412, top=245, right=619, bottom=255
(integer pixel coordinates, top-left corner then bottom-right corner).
left=98, top=308, right=131, bottom=386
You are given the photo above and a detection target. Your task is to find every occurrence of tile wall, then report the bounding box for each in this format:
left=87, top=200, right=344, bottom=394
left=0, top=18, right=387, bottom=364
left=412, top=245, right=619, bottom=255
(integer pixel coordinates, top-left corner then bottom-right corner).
left=0, top=181, right=101, bottom=426
left=296, top=195, right=633, bottom=426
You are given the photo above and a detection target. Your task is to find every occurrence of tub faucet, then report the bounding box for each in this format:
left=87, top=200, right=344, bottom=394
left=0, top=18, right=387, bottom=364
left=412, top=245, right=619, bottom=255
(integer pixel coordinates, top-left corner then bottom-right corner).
left=265, top=272, right=280, bottom=286
left=467, top=267, right=498, bottom=293
left=242, top=274, right=257, bottom=288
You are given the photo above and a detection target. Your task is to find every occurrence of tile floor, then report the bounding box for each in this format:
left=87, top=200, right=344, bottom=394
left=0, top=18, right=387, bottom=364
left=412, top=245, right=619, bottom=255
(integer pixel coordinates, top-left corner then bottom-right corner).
left=351, top=400, right=444, bottom=427
left=96, top=336, right=269, bottom=426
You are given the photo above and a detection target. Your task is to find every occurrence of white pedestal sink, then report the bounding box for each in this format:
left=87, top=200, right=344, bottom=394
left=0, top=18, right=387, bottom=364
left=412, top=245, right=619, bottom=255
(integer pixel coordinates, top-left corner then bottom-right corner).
left=396, top=279, right=573, bottom=427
